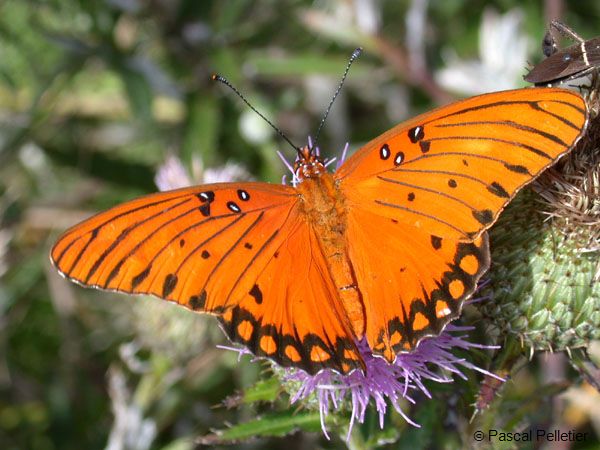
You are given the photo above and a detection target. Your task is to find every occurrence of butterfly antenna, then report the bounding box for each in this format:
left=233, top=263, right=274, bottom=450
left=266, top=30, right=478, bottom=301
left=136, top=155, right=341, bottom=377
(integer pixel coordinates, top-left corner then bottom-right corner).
left=211, top=74, right=301, bottom=155
left=312, top=47, right=362, bottom=151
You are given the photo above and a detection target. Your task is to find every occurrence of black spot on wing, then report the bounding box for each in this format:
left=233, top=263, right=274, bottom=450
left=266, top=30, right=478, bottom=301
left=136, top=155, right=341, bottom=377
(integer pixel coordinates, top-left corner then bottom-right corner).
left=196, top=191, right=215, bottom=202
left=131, top=264, right=152, bottom=289
left=105, top=260, right=125, bottom=287
left=487, top=182, right=509, bottom=198
left=189, top=290, right=207, bottom=310
left=380, top=144, right=391, bottom=160
left=199, top=203, right=211, bottom=217
left=237, top=189, right=250, bottom=201
left=504, top=163, right=531, bottom=175
left=163, top=273, right=178, bottom=297
left=201, top=250, right=210, bottom=259
left=197, top=191, right=215, bottom=217
left=249, top=284, right=263, bottom=304
left=431, top=235, right=442, bottom=250
left=472, top=209, right=494, bottom=225
left=227, top=201, right=241, bottom=213
left=394, top=152, right=404, bottom=166
left=408, top=125, right=425, bottom=143
left=218, top=305, right=365, bottom=374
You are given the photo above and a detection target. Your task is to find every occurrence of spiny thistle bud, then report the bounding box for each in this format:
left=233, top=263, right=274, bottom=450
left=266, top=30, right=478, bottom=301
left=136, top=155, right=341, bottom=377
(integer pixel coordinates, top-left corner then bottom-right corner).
left=481, top=82, right=600, bottom=353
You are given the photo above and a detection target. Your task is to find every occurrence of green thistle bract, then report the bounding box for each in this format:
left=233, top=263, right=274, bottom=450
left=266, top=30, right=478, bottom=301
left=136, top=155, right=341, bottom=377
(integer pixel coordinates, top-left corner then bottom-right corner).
left=483, top=86, right=600, bottom=353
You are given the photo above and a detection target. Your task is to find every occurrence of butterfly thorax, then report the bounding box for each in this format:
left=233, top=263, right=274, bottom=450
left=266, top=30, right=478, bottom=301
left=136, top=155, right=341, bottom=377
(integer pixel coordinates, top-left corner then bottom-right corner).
left=295, top=164, right=366, bottom=338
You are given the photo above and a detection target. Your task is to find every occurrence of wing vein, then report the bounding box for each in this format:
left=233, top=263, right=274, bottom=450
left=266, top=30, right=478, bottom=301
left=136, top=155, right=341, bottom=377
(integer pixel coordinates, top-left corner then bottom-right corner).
left=223, top=228, right=280, bottom=304
left=374, top=199, right=468, bottom=237
left=389, top=168, right=489, bottom=186
left=60, top=191, right=197, bottom=247
left=424, top=136, right=552, bottom=159
left=377, top=176, right=478, bottom=210
left=83, top=198, right=192, bottom=282
left=397, top=151, right=531, bottom=172
left=199, top=212, right=266, bottom=296
left=173, top=214, right=247, bottom=275
left=103, top=204, right=202, bottom=287
left=434, top=120, right=568, bottom=146
left=425, top=98, right=583, bottom=128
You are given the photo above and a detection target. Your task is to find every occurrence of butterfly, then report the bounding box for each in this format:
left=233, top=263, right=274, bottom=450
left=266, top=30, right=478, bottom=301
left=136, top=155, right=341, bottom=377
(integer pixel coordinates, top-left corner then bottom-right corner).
left=51, top=87, right=587, bottom=375
left=525, top=20, right=600, bottom=85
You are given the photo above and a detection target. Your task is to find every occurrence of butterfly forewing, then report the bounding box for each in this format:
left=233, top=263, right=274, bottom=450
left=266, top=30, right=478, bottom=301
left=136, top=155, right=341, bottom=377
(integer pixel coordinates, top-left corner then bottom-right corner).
left=51, top=182, right=363, bottom=374
left=52, top=183, right=295, bottom=295
left=337, top=88, right=587, bottom=239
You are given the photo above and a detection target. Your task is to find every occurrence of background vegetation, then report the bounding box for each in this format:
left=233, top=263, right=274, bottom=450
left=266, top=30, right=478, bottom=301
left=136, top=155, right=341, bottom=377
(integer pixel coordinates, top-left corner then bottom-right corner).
left=1, top=0, right=598, bottom=449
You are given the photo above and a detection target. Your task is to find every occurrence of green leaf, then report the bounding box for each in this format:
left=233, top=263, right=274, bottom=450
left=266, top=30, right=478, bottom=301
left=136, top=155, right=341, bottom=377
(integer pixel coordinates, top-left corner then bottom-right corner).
left=120, top=64, right=154, bottom=122
left=159, top=437, right=195, bottom=450
left=44, top=142, right=156, bottom=192
left=1, top=249, right=44, bottom=310
left=213, top=0, right=253, bottom=32
left=182, top=92, right=220, bottom=165
left=242, top=376, right=281, bottom=404
left=396, top=401, right=441, bottom=449
left=223, top=377, right=280, bottom=409
left=196, top=411, right=324, bottom=445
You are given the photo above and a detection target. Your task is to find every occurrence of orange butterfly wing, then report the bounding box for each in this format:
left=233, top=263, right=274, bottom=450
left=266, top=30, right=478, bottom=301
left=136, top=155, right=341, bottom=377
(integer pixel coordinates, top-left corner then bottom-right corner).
left=51, top=182, right=363, bottom=374
left=51, top=87, right=587, bottom=375
left=335, top=88, right=587, bottom=361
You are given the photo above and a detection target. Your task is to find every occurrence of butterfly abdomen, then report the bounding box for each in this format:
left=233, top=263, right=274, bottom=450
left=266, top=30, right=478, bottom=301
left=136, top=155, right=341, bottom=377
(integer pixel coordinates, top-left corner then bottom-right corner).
left=296, top=172, right=365, bottom=337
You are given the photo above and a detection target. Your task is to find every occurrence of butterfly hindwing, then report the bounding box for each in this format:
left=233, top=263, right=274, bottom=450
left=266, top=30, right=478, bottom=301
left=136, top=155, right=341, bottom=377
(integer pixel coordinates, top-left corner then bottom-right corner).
left=345, top=205, right=489, bottom=360
left=218, top=218, right=364, bottom=374
left=51, top=182, right=363, bottom=374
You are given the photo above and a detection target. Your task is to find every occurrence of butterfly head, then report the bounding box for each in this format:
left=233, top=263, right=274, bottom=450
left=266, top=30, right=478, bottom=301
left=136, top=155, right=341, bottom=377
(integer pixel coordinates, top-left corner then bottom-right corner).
left=294, top=146, right=326, bottom=181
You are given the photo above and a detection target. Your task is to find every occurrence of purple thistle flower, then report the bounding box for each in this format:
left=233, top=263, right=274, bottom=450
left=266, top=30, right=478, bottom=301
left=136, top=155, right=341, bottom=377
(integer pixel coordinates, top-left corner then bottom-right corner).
left=283, top=325, right=501, bottom=440
left=219, top=324, right=500, bottom=441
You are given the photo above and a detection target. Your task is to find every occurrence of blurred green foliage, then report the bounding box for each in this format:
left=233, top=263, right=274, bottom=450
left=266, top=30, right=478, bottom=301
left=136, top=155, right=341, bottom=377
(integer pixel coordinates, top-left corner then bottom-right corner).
left=1, top=0, right=599, bottom=449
